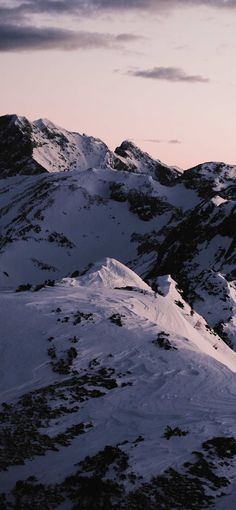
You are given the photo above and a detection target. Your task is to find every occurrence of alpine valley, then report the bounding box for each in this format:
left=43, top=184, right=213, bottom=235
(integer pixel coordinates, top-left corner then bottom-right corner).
left=0, top=114, right=236, bottom=509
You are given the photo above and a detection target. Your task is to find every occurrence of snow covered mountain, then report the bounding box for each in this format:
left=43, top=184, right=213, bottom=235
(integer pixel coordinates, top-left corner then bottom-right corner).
left=0, top=114, right=180, bottom=181
left=0, top=114, right=111, bottom=176
left=0, top=114, right=236, bottom=508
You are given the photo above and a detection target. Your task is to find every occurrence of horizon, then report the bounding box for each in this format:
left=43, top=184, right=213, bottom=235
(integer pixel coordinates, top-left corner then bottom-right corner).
left=1, top=1, right=236, bottom=169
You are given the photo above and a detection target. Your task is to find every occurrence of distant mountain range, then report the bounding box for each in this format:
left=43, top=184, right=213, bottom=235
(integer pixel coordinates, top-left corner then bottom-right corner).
left=0, top=114, right=236, bottom=509
left=0, top=114, right=180, bottom=181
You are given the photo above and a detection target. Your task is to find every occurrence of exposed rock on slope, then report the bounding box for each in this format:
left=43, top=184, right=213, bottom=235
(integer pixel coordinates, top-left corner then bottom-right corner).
left=182, top=161, right=236, bottom=199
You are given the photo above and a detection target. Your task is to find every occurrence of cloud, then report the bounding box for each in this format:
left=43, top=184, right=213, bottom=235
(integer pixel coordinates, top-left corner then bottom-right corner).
left=142, top=138, right=182, bottom=144
left=0, top=24, right=141, bottom=52
left=0, top=2, right=78, bottom=23
left=81, top=0, right=236, bottom=12
left=144, top=139, right=162, bottom=143
left=85, top=0, right=236, bottom=10
left=128, top=66, right=209, bottom=83
left=1, top=0, right=236, bottom=23
left=1, top=1, right=235, bottom=53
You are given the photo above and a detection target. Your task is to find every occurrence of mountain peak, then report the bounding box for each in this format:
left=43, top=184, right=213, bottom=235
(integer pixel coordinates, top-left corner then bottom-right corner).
left=0, top=113, right=30, bottom=129
left=0, top=114, right=46, bottom=177
left=33, top=117, right=58, bottom=130
left=0, top=114, right=182, bottom=182
left=183, top=161, right=236, bottom=198
left=68, top=257, right=152, bottom=291
left=115, top=139, right=151, bottom=160
left=114, top=139, right=181, bottom=184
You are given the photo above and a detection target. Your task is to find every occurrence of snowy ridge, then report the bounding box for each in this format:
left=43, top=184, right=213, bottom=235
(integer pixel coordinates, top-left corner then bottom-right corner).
left=0, top=114, right=181, bottom=180
left=65, top=257, right=152, bottom=291
left=32, top=118, right=110, bottom=173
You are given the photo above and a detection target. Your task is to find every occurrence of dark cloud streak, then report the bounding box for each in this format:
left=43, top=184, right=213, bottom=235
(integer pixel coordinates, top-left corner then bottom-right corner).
left=128, top=66, right=209, bottom=83
left=1, top=0, right=236, bottom=26
left=0, top=24, right=141, bottom=52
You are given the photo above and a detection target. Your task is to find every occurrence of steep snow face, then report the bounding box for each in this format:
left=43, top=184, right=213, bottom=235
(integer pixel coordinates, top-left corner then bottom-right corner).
left=1, top=265, right=236, bottom=509
left=32, top=118, right=110, bottom=173
left=66, top=257, right=152, bottom=291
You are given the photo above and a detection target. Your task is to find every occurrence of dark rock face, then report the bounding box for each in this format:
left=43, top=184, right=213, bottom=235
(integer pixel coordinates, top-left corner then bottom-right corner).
left=150, top=201, right=235, bottom=275
left=154, top=162, right=180, bottom=186
left=0, top=115, right=47, bottom=177
left=182, top=162, right=236, bottom=199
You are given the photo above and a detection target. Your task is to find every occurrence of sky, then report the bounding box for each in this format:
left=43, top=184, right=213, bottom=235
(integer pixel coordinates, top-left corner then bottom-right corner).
left=1, top=1, right=236, bottom=169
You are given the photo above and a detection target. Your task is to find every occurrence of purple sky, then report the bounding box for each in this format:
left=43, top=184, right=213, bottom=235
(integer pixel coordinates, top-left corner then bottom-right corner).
left=1, top=0, right=236, bottom=169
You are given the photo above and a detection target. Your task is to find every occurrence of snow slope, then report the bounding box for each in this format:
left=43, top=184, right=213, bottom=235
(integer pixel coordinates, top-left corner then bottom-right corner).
left=1, top=260, right=236, bottom=509
left=32, top=118, right=111, bottom=173
left=0, top=168, right=183, bottom=289
left=0, top=155, right=235, bottom=346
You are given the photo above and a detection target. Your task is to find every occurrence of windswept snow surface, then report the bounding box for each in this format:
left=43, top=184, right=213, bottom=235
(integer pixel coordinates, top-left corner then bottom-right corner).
left=1, top=261, right=236, bottom=508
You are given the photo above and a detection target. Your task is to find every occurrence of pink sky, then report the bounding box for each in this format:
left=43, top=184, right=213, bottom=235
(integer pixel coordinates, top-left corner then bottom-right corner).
left=1, top=1, right=236, bottom=169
